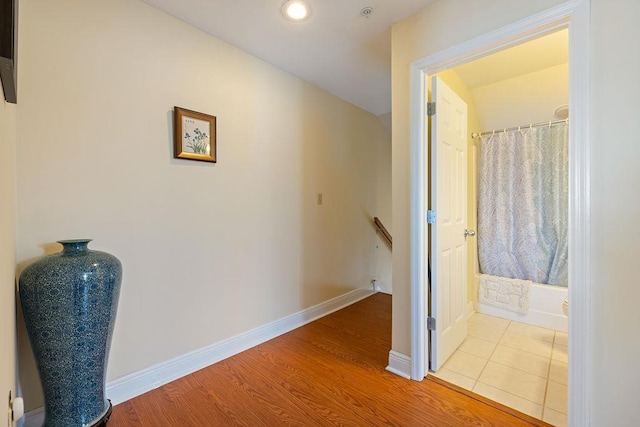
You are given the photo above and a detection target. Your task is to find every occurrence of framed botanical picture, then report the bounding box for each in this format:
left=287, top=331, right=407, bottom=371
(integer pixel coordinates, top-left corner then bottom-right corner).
left=174, top=106, right=216, bottom=163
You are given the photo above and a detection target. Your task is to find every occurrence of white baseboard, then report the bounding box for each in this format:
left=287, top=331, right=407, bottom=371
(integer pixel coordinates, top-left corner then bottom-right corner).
left=21, top=406, right=43, bottom=427
left=107, top=287, right=375, bottom=405
left=22, top=287, right=375, bottom=424
left=466, top=300, right=475, bottom=319
left=383, top=302, right=472, bottom=385
left=386, top=350, right=411, bottom=379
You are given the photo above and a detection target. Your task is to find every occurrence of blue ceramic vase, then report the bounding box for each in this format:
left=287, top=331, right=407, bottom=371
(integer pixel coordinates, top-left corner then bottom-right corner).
left=19, top=240, right=122, bottom=427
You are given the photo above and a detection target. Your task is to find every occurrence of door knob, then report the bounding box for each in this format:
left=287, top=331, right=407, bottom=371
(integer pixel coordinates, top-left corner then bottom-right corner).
left=464, top=229, right=476, bottom=239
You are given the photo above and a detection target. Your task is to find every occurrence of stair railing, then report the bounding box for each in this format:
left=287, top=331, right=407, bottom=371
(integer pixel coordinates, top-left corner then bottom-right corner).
left=373, top=217, right=392, bottom=249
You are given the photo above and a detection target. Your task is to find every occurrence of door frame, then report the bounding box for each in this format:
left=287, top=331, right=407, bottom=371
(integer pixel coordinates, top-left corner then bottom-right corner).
left=409, top=0, right=590, bottom=424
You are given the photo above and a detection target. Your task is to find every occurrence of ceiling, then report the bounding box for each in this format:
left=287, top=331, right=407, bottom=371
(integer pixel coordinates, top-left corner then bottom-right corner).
left=139, top=0, right=437, bottom=116
left=454, top=29, right=569, bottom=89
left=139, top=1, right=568, bottom=118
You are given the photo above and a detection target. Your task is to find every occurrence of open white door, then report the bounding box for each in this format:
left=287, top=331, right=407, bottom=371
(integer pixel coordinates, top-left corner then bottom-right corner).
left=429, top=75, right=468, bottom=371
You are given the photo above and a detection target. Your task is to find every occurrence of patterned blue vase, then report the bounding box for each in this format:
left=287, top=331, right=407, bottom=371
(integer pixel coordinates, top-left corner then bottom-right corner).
left=19, top=240, right=122, bottom=427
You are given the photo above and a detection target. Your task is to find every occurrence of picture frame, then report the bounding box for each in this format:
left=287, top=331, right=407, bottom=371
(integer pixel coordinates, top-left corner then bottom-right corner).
left=0, top=0, right=17, bottom=103
left=174, top=106, right=216, bottom=163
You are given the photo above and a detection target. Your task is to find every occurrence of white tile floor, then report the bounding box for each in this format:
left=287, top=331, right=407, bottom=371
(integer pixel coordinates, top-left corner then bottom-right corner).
left=432, top=313, right=568, bottom=426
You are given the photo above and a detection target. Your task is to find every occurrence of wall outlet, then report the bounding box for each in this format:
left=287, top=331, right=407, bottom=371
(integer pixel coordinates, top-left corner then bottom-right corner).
left=8, top=392, right=23, bottom=426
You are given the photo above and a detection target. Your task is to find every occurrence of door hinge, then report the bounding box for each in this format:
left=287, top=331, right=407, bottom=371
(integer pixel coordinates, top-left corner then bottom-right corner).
left=427, top=317, right=436, bottom=331
left=427, top=102, right=436, bottom=116
left=427, top=210, right=436, bottom=224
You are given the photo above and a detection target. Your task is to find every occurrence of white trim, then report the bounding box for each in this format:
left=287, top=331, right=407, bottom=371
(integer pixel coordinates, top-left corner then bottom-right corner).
left=411, top=0, right=582, bottom=74
left=21, top=407, right=44, bottom=427
left=386, top=350, right=412, bottom=379
left=567, top=1, right=591, bottom=425
left=466, top=300, right=475, bottom=320
left=410, top=62, right=427, bottom=381
left=409, top=1, right=590, bottom=425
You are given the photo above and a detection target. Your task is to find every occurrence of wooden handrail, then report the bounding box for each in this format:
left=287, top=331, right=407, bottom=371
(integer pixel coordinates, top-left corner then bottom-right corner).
left=373, top=217, right=392, bottom=249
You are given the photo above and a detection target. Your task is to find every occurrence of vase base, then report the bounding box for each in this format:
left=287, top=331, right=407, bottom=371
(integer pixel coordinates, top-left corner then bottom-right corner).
left=89, top=401, right=112, bottom=426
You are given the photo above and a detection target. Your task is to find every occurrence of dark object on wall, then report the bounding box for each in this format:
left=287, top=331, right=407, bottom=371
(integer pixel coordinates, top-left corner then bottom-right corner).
left=0, top=0, right=16, bottom=103
left=19, top=240, right=122, bottom=427
left=174, top=106, right=217, bottom=163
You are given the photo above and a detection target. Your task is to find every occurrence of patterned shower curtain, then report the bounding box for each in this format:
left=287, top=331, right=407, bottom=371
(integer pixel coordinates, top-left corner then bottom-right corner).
left=477, top=122, right=568, bottom=286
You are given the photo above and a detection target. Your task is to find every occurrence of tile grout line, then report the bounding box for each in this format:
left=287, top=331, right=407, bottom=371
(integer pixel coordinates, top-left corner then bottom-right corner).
left=466, top=314, right=570, bottom=423
left=485, top=356, right=552, bottom=380
left=475, top=379, right=546, bottom=412
left=496, top=333, right=555, bottom=360
left=469, top=315, right=563, bottom=420
left=470, top=318, right=510, bottom=393
left=540, top=330, right=557, bottom=422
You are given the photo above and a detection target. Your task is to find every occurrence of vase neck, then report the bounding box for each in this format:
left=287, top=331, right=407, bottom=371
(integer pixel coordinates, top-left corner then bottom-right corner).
left=58, top=239, right=92, bottom=254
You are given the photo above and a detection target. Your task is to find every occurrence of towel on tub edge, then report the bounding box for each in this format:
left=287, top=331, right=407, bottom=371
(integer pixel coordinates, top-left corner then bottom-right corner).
left=478, top=273, right=530, bottom=314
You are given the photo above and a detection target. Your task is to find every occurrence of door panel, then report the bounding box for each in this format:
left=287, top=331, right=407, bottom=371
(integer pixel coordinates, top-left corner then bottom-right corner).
left=430, top=76, right=468, bottom=371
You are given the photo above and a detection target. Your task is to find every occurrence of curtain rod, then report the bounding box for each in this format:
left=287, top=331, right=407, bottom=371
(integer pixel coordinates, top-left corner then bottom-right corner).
left=471, top=118, right=568, bottom=139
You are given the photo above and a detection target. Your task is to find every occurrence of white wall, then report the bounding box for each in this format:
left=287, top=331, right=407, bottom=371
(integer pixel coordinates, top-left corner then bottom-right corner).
left=472, top=63, right=569, bottom=131
left=0, top=100, right=17, bottom=424
left=392, top=0, right=640, bottom=424
left=372, top=122, right=393, bottom=293
left=591, top=0, right=640, bottom=423
left=15, top=0, right=391, bottom=410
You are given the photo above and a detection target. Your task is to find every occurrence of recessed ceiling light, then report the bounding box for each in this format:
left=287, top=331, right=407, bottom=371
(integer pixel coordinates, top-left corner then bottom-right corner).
left=282, top=0, right=311, bottom=22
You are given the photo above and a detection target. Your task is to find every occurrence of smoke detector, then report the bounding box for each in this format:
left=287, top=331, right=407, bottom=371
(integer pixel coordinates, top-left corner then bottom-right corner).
left=361, top=7, right=374, bottom=18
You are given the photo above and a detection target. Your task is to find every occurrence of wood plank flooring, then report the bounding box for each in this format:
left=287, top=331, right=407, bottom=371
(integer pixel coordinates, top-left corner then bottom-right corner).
left=108, top=294, right=550, bottom=426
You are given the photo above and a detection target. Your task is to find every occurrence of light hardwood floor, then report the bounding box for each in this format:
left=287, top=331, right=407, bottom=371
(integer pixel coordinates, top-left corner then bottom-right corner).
left=108, top=294, right=551, bottom=426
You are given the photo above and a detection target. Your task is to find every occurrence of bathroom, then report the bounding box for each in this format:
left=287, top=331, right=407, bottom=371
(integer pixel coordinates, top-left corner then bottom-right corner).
left=431, top=29, right=569, bottom=426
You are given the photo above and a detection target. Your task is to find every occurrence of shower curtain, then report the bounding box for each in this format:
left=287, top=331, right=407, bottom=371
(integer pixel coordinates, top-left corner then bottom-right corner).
left=477, top=122, right=568, bottom=286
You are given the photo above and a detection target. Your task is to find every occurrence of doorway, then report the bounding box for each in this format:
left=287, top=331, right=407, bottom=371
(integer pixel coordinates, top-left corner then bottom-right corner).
left=409, top=2, right=591, bottom=426
left=427, top=32, right=569, bottom=422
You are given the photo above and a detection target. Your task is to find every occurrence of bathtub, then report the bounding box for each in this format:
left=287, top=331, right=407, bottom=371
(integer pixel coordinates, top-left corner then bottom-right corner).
left=474, top=274, right=568, bottom=333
